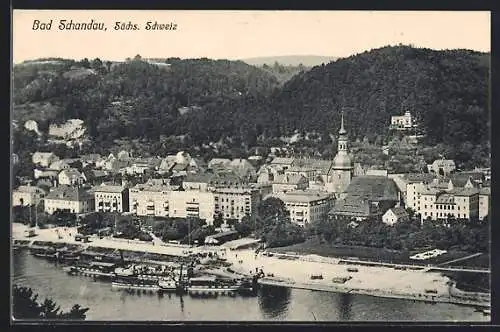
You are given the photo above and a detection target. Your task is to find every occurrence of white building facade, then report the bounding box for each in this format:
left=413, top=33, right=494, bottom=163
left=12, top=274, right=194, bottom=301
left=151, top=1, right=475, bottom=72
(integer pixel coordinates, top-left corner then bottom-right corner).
left=93, top=185, right=129, bottom=213
left=276, top=190, right=334, bottom=227
left=12, top=185, right=46, bottom=206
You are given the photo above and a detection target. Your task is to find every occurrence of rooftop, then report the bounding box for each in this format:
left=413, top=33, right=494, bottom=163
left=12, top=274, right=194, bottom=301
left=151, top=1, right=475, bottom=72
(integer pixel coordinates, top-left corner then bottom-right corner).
left=329, top=198, right=373, bottom=217
left=14, top=185, right=45, bottom=194
left=448, top=187, right=480, bottom=197
left=435, top=194, right=455, bottom=204
left=90, top=184, right=126, bottom=193
left=45, top=185, right=93, bottom=201
left=479, top=187, right=491, bottom=196
left=386, top=207, right=409, bottom=218
left=270, top=157, right=295, bottom=165
left=345, top=176, right=400, bottom=201
left=277, top=190, right=332, bottom=203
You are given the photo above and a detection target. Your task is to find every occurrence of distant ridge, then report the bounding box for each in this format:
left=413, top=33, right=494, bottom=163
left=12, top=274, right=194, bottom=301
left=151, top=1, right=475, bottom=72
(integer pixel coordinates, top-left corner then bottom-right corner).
left=241, top=55, right=338, bottom=67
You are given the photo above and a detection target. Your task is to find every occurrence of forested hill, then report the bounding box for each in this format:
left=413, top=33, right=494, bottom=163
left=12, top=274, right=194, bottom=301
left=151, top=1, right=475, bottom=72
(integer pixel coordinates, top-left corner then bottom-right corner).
left=12, top=57, right=280, bottom=138
left=267, top=46, right=490, bottom=146
left=13, top=46, right=490, bottom=154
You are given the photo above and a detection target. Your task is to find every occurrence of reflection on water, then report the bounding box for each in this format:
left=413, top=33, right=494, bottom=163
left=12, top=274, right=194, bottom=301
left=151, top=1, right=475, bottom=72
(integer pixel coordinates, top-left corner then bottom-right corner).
left=258, top=285, right=291, bottom=319
left=11, top=249, right=489, bottom=322
left=338, top=293, right=352, bottom=321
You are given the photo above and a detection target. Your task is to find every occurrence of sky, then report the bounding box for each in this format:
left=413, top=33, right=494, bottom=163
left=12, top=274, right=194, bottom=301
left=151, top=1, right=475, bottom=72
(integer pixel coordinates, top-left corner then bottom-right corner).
left=12, top=10, right=491, bottom=63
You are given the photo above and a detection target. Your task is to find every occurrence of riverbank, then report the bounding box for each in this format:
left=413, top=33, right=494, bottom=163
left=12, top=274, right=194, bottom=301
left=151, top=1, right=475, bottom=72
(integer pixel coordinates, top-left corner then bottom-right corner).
left=257, top=278, right=490, bottom=308
left=12, top=223, right=490, bottom=309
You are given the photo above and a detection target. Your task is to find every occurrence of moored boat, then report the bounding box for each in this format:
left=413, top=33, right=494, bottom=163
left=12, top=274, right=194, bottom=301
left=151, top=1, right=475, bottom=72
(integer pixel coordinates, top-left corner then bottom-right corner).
left=111, top=275, right=160, bottom=293
left=63, top=261, right=117, bottom=279
left=187, top=276, right=239, bottom=297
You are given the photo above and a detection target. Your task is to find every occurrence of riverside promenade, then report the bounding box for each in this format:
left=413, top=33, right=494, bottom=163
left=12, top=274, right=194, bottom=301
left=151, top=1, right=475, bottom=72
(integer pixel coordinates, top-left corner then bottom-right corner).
left=12, top=223, right=490, bottom=308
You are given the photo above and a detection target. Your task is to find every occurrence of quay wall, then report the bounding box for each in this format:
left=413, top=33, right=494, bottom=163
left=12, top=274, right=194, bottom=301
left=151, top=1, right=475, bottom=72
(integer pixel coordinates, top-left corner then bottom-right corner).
left=258, top=278, right=490, bottom=308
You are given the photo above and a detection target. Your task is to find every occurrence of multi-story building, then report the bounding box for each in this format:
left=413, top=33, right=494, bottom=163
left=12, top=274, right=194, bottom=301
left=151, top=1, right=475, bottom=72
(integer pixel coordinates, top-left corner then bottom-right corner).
left=12, top=185, right=46, bottom=206
left=92, top=184, right=129, bottom=213
left=418, top=187, right=480, bottom=222
left=390, top=111, right=414, bottom=130
left=479, top=187, right=490, bottom=221
left=427, top=159, right=456, bottom=176
left=271, top=173, right=309, bottom=194
left=169, top=190, right=215, bottom=223
left=276, top=190, right=334, bottom=227
left=58, top=168, right=86, bottom=186
left=214, top=187, right=261, bottom=222
left=43, top=185, right=94, bottom=215
left=129, top=180, right=171, bottom=217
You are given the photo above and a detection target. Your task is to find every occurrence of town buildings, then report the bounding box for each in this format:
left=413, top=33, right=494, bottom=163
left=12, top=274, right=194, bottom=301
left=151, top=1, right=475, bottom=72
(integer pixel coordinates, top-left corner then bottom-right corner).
left=129, top=179, right=172, bottom=217
left=43, top=185, right=94, bottom=214
left=479, top=187, right=490, bottom=221
left=271, top=173, right=309, bottom=194
left=32, top=152, right=59, bottom=168
left=329, top=175, right=400, bottom=221
left=427, top=159, right=456, bottom=176
left=12, top=185, right=46, bottom=206
left=324, top=112, right=354, bottom=198
left=169, top=190, right=215, bottom=222
left=91, top=184, right=129, bottom=213
left=382, top=207, right=409, bottom=226
left=58, top=168, right=86, bottom=186
left=418, top=187, right=480, bottom=222
left=214, top=187, right=260, bottom=222
left=275, top=190, right=334, bottom=227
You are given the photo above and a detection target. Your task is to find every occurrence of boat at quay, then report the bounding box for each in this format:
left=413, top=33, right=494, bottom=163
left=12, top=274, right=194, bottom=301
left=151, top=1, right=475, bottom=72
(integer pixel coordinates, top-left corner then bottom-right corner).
left=12, top=226, right=489, bottom=308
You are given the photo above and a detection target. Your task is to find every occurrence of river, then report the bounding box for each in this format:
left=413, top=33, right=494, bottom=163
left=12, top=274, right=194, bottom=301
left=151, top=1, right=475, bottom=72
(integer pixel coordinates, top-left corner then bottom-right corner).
left=12, top=249, right=488, bottom=322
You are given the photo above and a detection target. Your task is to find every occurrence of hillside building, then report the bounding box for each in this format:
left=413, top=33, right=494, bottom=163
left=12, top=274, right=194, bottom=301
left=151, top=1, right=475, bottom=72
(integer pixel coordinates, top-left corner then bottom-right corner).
left=390, top=110, right=415, bottom=130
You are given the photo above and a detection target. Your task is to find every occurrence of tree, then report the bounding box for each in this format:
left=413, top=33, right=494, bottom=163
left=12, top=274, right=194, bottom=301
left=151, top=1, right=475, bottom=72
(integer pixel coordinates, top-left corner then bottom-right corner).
left=13, top=285, right=89, bottom=320
left=257, top=197, right=289, bottom=223
left=212, top=213, right=223, bottom=228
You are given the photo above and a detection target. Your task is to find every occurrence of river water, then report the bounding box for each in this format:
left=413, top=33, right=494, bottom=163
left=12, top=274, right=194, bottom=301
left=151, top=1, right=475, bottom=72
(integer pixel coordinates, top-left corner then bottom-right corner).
left=12, top=249, right=488, bottom=322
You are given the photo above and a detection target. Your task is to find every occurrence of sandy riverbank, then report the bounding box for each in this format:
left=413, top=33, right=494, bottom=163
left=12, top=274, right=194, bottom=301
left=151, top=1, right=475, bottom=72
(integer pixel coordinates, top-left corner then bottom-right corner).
left=12, top=223, right=490, bottom=308
left=12, top=223, right=190, bottom=257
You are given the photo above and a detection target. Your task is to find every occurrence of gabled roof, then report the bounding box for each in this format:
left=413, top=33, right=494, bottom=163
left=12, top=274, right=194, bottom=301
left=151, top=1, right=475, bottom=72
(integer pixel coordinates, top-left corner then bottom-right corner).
left=45, top=185, right=93, bottom=201
left=449, top=173, right=482, bottom=188
left=448, top=187, right=480, bottom=197
left=436, top=193, right=455, bottom=204
left=345, top=176, right=399, bottom=201
left=431, top=159, right=456, bottom=167
left=14, top=185, right=46, bottom=194
left=274, top=173, right=307, bottom=185
left=329, top=198, right=373, bottom=217
left=385, top=207, right=409, bottom=218
left=402, top=173, right=436, bottom=183
left=60, top=168, right=83, bottom=178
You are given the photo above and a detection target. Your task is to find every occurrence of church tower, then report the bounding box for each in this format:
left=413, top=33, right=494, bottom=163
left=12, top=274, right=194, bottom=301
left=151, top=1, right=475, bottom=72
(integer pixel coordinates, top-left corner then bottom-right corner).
left=326, top=110, right=354, bottom=197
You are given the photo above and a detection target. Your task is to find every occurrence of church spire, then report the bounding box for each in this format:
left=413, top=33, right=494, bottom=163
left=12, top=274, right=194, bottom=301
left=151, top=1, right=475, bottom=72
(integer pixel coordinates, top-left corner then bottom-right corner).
left=339, top=109, right=346, bottom=135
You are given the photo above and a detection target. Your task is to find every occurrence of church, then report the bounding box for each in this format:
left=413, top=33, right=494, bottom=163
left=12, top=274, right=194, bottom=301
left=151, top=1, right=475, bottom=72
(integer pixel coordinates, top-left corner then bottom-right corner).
left=323, top=111, right=354, bottom=199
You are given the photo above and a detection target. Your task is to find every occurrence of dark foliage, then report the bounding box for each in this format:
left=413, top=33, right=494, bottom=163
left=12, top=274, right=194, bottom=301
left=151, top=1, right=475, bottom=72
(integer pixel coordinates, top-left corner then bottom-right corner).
left=13, top=285, right=89, bottom=320
left=12, top=47, right=489, bottom=161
